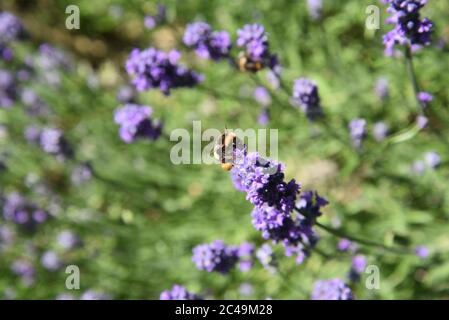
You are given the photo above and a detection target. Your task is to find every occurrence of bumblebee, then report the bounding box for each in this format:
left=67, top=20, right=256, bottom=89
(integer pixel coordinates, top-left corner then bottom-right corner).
left=237, top=52, right=264, bottom=73
left=213, top=130, right=244, bottom=171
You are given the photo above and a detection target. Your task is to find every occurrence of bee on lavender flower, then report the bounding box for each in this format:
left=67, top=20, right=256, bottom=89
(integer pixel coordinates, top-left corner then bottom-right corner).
left=213, top=130, right=244, bottom=171
left=237, top=52, right=264, bottom=73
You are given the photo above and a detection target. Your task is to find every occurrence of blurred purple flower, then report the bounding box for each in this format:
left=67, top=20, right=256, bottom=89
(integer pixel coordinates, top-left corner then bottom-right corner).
left=183, top=22, right=231, bottom=61
left=257, top=107, right=270, bottom=126
left=0, top=69, right=17, bottom=108
left=11, top=260, right=35, bottom=286
left=415, top=245, right=429, bottom=259
left=375, top=77, right=389, bottom=101
left=0, top=45, right=13, bottom=61
left=292, top=78, right=322, bottom=120
left=382, top=0, right=433, bottom=56
left=424, top=151, right=441, bottom=169
left=114, top=104, right=162, bottom=143
left=57, top=230, right=80, bottom=250
left=71, top=163, right=93, bottom=186
left=41, top=250, right=61, bottom=271
left=0, top=11, right=24, bottom=43
left=116, top=85, right=136, bottom=103
left=348, top=118, right=366, bottom=149
left=125, top=47, right=202, bottom=95
left=307, top=0, right=323, bottom=21
left=373, top=121, right=389, bottom=141
left=417, top=91, right=433, bottom=107
left=254, top=86, right=272, bottom=106
left=256, top=244, right=277, bottom=272
left=144, top=4, right=166, bottom=30
left=3, top=192, right=49, bottom=230
left=39, top=127, right=73, bottom=160
left=192, top=240, right=239, bottom=274
left=237, top=242, right=255, bottom=272
left=348, top=255, right=367, bottom=282
left=416, top=115, right=428, bottom=129
left=160, top=285, right=202, bottom=300
left=337, top=238, right=358, bottom=253
left=20, top=88, right=50, bottom=116
left=311, top=279, right=354, bottom=300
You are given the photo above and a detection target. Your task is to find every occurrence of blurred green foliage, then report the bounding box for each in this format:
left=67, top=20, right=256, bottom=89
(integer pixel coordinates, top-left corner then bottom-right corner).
left=1, top=0, right=449, bottom=299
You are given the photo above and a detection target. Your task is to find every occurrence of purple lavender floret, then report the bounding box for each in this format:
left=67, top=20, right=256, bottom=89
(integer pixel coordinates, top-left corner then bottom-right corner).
left=237, top=242, right=255, bottom=272
left=237, top=24, right=268, bottom=62
left=71, top=163, right=93, bottom=186
left=0, top=69, right=17, bottom=108
left=39, top=128, right=73, bottom=160
left=254, top=87, right=272, bottom=107
left=125, top=47, right=202, bottom=95
left=348, top=118, right=367, bottom=149
left=57, top=230, right=80, bottom=250
left=20, top=88, right=50, bottom=116
left=373, top=121, right=389, bottom=141
left=348, top=255, right=367, bottom=282
left=307, top=0, right=323, bottom=21
left=160, top=285, right=202, bottom=300
left=311, top=279, right=354, bottom=300
left=3, top=192, right=49, bottom=230
left=114, top=104, right=162, bottom=143
left=11, top=260, right=35, bottom=286
left=296, top=190, right=329, bottom=219
left=183, top=22, right=231, bottom=61
left=337, top=238, right=358, bottom=253
left=0, top=225, right=15, bottom=250
left=423, top=151, right=441, bottom=169
left=292, top=78, right=322, bottom=120
left=116, top=85, right=136, bottom=103
left=375, top=77, right=390, bottom=101
left=144, top=4, right=166, bottom=30
left=417, top=91, right=433, bottom=106
left=1, top=45, right=13, bottom=61
left=0, top=12, right=25, bottom=44
left=192, top=240, right=239, bottom=274
left=251, top=204, right=318, bottom=264
left=416, top=115, right=428, bottom=129
left=24, top=125, right=41, bottom=144
left=415, top=245, right=429, bottom=259
left=256, top=243, right=277, bottom=272
left=382, top=0, right=433, bottom=56
left=231, top=152, right=300, bottom=214
left=41, top=250, right=62, bottom=271
left=258, top=108, right=270, bottom=125
left=236, top=24, right=280, bottom=73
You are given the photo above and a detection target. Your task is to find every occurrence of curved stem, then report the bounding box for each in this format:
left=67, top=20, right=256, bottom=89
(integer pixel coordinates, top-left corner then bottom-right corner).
left=314, top=221, right=412, bottom=255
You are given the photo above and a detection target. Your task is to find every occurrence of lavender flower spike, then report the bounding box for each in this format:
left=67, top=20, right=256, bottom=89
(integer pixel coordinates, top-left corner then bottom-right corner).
left=125, top=47, right=202, bottom=95
left=382, top=0, right=434, bottom=56
left=292, top=78, right=322, bottom=120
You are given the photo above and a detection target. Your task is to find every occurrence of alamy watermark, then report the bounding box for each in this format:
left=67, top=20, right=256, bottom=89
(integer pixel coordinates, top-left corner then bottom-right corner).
left=169, top=121, right=279, bottom=166
left=65, top=5, right=80, bottom=30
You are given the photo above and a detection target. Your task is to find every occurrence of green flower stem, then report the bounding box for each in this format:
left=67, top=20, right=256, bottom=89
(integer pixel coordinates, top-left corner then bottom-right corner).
left=405, top=45, right=425, bottom=113
left=314, top=221, right=412, bottom=255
